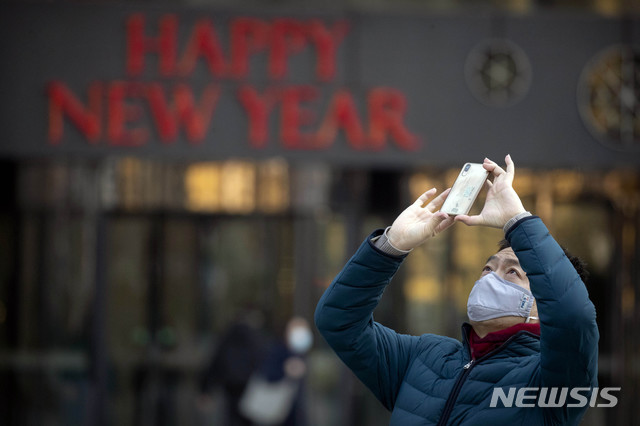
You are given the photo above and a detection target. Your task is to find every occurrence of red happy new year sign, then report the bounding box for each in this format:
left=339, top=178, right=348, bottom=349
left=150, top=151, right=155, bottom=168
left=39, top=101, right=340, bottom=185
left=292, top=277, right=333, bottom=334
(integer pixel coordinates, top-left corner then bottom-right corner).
left=47, top=14, right=419, bottom=152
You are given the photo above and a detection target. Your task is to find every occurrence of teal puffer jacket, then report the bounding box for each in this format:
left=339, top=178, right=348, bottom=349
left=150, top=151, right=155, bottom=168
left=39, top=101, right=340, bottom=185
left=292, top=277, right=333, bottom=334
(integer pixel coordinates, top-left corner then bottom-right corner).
left=315, top=217, right=599, bottom=425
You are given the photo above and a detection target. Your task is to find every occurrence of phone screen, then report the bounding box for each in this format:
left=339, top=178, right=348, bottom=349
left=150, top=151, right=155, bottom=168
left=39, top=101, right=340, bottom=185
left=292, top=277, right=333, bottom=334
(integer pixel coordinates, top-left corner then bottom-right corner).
left=440, top=163, right=489, bottom=215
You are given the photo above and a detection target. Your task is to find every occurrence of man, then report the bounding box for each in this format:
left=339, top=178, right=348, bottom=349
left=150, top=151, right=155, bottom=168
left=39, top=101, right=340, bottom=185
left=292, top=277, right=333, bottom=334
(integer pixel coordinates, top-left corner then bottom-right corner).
left=315, top=156, right=599, bottom=425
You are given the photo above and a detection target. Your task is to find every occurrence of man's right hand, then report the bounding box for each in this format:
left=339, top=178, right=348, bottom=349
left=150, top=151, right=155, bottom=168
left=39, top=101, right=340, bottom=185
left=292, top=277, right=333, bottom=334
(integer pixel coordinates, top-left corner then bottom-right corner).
left=454, top=155, right=527, bottom=229
left=387, top=188, right=454, bottom=251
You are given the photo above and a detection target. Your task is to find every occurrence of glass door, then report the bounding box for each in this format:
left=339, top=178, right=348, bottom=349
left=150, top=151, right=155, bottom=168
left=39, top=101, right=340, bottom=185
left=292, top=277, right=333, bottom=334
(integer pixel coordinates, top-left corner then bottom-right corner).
left=105, top=214, right=294, bottom=426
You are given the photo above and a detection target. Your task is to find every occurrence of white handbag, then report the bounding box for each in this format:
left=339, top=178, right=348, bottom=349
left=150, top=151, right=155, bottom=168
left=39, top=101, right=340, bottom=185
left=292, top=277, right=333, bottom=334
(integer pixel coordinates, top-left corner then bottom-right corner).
left=239, top=374, right=299, bottom=425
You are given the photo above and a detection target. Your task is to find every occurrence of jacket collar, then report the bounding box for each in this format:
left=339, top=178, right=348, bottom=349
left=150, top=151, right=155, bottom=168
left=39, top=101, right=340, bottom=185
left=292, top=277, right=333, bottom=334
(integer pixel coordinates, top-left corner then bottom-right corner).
left=461, top=322, right=541, bottom=361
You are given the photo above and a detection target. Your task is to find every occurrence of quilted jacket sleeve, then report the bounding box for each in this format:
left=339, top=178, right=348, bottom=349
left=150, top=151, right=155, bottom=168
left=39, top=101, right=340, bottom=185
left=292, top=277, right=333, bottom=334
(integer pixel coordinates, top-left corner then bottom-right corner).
left=507, top=217, right=599, bottom=422
left=314, top=230, right=420, bottom=411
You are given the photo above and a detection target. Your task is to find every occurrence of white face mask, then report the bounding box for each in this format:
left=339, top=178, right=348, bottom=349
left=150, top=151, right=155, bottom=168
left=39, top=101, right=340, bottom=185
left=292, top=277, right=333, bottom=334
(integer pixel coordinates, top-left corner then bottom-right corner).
left=287, top=327, right=313, bottom=354
left=467, top=272, right=534, bottom=322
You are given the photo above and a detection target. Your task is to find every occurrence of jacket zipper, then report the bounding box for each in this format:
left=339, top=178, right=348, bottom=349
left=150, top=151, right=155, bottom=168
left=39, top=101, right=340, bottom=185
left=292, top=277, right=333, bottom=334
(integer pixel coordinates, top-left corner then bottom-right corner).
left=435, top=331, right=538, bottom=426
left=435, top=359, right=475, bottom=426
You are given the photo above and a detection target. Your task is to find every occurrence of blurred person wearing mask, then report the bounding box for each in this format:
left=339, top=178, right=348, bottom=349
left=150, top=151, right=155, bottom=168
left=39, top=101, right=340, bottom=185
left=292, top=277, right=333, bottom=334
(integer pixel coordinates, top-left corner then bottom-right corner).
left=315, top=156, right=598, bottom=425
left=239, top=317, right=313, bottom=426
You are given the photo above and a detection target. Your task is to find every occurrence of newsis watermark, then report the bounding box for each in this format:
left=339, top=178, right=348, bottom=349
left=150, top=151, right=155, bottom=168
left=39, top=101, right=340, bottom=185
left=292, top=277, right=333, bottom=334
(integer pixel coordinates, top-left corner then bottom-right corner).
left=490, top=387, right=621, bottom=408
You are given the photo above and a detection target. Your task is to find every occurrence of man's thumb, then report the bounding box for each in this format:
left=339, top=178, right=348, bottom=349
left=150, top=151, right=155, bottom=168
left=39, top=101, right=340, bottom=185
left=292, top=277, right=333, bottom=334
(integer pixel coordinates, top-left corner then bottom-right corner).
left=454, top=214, right=477, bottom=226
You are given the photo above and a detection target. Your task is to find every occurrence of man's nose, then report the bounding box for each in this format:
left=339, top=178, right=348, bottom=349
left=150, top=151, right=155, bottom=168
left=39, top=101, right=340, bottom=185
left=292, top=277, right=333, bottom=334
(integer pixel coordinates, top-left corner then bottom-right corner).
left=495, top=270, right=508, bottom=281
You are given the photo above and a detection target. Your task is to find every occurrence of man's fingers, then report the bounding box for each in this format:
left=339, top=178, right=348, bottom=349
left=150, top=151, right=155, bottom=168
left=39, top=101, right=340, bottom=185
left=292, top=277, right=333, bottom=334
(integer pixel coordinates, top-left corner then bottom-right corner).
left=454, top=214, right=484, bottom=227
left=426, top=188, right=451, bottom=211
left=505, top=154, right=515, bottom=174
left=433, top=214, right=455, bottom=234
left=414, top=187, right=451, bottom=210
left=414, top=188, right=437, bottom=207
left=484, top=158, right=506, bottom=177
left=425, top=212, right=452, bottom=235
left=432, top=211, right=449, bottom=221
left=504, top=154, right=515, bottom=184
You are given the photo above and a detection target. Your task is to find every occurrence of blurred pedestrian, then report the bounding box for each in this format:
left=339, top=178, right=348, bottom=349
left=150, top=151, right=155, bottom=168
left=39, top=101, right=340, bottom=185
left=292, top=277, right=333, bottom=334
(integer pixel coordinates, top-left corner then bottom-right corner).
left=239, top=316, right=313, bottom=426
left=200, top=309, right=268, bottom=426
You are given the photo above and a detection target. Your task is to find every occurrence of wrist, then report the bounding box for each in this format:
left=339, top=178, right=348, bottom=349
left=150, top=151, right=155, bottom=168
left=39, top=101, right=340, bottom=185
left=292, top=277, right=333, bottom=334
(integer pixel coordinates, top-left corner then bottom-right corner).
left=384, top=227, right=413, bottom=253
left=503, top=211, right=531, bottom=234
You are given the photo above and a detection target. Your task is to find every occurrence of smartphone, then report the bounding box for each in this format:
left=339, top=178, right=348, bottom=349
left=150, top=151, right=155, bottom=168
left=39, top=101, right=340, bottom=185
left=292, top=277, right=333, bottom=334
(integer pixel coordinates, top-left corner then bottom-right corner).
left=440, top=163, right=489, bottom=216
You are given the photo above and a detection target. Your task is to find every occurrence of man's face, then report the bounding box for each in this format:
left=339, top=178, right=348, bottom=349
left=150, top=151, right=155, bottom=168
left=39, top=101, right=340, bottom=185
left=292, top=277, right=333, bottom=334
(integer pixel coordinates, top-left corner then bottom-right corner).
left=480, top=247, right=530, bottom=291
left=469, top=247, right=538, bottom=333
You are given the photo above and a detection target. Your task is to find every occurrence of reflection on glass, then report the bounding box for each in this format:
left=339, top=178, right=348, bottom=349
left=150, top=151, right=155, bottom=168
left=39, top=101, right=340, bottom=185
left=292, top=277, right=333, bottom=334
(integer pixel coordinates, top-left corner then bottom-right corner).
left=106, top=218, right=150, bottom=426
left=163, top=219, right=199, bottom=349
left=220, top=161, right=256, bottom=213
left=408, top=172, right=438, bottom=202
left=185, top=162, right=221, bottom=212
left=184, top=160, right=289, bottom=214
left=404, top=276, right=441, bottom=303
left=258, top=158, right=289, bottom=213
left=552, top=170, right=584, bottom=200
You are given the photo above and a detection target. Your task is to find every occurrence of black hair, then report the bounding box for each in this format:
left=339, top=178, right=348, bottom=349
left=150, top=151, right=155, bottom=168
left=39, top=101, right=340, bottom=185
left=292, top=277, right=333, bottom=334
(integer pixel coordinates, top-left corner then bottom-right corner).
left=497, top=239, right=590, bottom=284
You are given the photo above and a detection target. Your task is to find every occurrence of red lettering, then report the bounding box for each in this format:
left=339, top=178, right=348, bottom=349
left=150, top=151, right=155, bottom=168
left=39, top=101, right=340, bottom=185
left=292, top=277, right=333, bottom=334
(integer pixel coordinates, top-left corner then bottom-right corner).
left=147, top=83, right=220, bottom=143
left=237, top=86, right=278, bottom=148
left=124, top=15, right=348, bottom=82
left=368, top=88, right=419, bottom=150
left=178, top=19, right=227, bottom=77
left=47, top=81, right=102, bottom=145
left=308, top=20, right=349, bottom=81
left=126, top=14, right=178, bottom=77
left=280, top=86, right=319, bottom=149
left=230, top=18, right=270, bottom=78
left=107, top=82, right=149, bottom=146
left=269, top=19, right=308, bottom=80
left=316, top=90, right=365, bottom=149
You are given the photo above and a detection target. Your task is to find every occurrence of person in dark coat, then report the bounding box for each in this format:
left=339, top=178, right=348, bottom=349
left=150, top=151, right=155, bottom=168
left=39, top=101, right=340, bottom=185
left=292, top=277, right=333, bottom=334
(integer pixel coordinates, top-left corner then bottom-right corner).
left=200, top=310, right=268, bottom=426
left=315, top=155, right=599, bottom=425
left=249, top=317, right=312, bottom=426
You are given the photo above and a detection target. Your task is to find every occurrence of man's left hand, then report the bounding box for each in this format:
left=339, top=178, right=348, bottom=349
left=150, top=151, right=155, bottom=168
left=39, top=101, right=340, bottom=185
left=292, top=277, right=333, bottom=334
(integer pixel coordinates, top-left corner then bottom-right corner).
left=387, top=188, right=455, bottom=250
left=454, top=155, right=526, bottom=229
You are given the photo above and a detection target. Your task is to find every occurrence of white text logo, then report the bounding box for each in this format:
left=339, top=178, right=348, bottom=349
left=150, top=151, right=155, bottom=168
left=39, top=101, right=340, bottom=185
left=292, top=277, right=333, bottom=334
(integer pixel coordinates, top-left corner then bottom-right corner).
left=489, top=387, right=620, bottom=408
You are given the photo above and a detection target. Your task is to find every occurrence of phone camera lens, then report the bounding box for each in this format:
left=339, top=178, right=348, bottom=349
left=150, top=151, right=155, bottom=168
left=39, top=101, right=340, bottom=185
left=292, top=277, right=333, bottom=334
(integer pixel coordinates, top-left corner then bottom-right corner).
left=464, top=164, right=471, bottom=171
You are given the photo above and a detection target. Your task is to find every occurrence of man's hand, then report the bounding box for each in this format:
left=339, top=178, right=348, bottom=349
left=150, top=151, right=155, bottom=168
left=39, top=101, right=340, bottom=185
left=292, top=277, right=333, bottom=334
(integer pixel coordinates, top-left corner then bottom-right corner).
left=455, top=155, right=526, bottom=229
left=387, top=188, right=455, bottom=251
